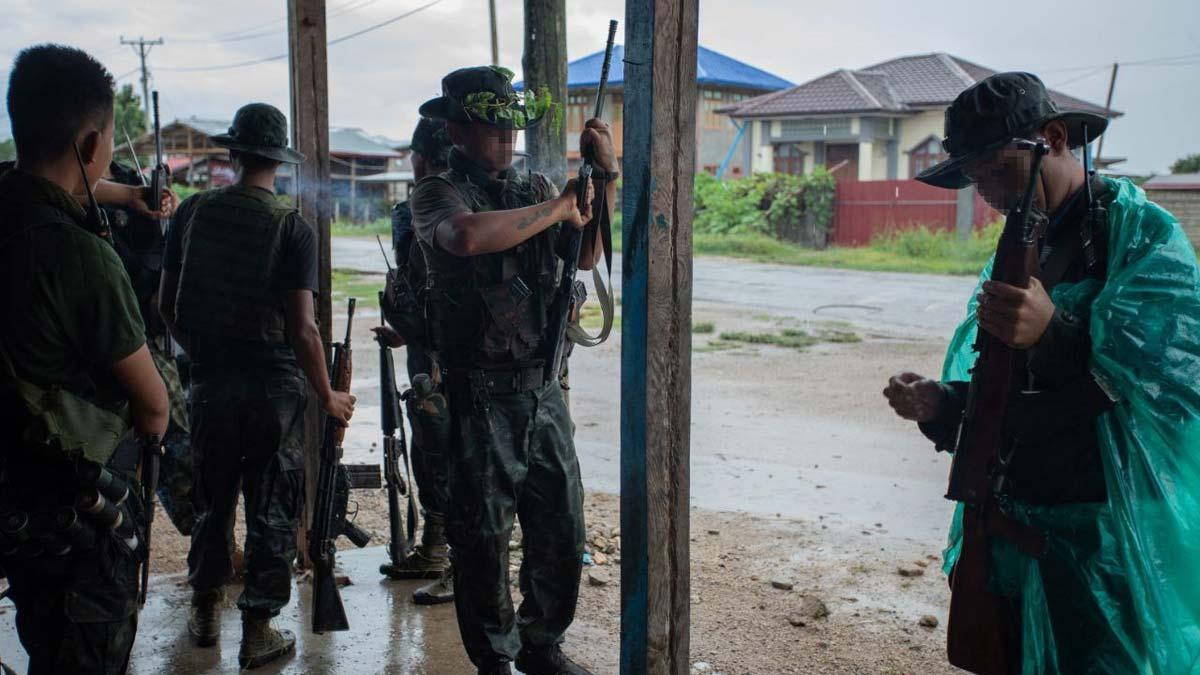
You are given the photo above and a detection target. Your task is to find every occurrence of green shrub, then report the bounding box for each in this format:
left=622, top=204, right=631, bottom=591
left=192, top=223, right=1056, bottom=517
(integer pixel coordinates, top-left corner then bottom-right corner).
left=692, top=171, right=836, bottom=247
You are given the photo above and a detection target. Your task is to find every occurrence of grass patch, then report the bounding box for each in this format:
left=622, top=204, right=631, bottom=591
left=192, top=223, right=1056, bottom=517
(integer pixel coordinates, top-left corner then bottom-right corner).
left=694, top=339, right=740, bottom=353
left=693, top=321, right=715, bottom=334
left=332, top=269, right=384, bottom=307
left=716, top=326, right=862, bottom=352
left=331, top=218, right=392, bottom=238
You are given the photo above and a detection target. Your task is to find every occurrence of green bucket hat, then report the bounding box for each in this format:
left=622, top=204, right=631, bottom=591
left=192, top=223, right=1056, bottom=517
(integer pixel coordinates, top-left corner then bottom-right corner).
left=210, top=103, right=305, bottom=165
left=419, top=65, right=558, bottom=131
left=916, top=72, right=1108, bottom=190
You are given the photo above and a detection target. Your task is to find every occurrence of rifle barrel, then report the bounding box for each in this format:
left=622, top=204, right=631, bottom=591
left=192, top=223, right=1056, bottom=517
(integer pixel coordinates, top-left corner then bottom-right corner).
left=592, top=20, right=619, bottom=120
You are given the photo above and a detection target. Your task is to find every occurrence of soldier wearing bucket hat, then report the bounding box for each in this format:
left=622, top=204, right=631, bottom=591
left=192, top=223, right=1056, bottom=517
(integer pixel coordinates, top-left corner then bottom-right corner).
left=409, top=65, right=616, bottom=675
left=159, top=102, right=355, bottom=669
left=886, top=72, right=1200, bottom=672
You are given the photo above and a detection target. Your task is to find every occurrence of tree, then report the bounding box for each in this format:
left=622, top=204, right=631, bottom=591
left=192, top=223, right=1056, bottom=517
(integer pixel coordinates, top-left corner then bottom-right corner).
left=0, top=138, right=14, bottom=162
left=114, top=84, right=148, bottom=140
left=1171, top=153, right=1200, bottom=174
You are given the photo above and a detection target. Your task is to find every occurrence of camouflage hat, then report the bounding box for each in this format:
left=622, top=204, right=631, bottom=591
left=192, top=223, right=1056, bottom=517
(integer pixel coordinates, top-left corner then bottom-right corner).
left=210, top=103, right=305, bottom=165
left=410, top=117, right=451, bottom=166
left=418, top=65, right=559, bottom=131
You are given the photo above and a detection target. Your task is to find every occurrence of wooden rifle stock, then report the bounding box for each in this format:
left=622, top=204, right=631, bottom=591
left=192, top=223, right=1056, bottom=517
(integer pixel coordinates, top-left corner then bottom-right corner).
left=944, top=141, right=1048, bottom=675
left=310, top=299, right=357, bottom=633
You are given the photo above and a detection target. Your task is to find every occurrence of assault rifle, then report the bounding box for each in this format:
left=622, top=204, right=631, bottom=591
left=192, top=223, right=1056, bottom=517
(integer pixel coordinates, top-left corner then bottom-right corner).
left=138, top=434, right=163, bottom=606
left=150, top=91, right=168, bottom=236
left=309, top=298, right=372, bottom=634
left=377, top=296, right=419, bottom=579
left=546, top=19, right=618, bottom=382
left=944, top=139, right=1050, bottom=675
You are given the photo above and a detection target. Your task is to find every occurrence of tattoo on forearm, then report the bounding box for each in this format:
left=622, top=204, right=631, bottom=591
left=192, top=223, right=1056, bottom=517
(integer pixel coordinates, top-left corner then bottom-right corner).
left=516, top=204, right=556, bottom=231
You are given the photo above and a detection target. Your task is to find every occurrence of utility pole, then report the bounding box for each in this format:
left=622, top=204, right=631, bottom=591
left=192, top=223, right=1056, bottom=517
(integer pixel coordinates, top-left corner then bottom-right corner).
left=120, top=36, right=164, bottom=123
left=488, top=0, right=500, bottom=65
left=522, top=0, right=567, bottom=186
left=1094, top=62, right=1119, bottom=167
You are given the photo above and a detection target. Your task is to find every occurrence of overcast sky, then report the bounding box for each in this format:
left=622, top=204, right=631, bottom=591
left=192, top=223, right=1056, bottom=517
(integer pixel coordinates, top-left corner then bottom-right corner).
left=2, top=0, right=1197, bottom=174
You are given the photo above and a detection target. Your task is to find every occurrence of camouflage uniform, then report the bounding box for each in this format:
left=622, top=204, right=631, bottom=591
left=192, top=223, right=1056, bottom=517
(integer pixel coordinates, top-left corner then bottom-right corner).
left=0, top=166, right=147, bottom=674
left=105, top=161, right=196, bottom=536
left=411, top=147, right=586, bottom=668
left=166, top=181, right=317, bottom=618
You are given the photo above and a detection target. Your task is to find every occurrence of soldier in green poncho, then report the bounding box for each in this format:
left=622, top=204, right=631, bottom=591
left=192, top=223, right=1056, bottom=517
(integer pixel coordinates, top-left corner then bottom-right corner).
left=885, top=72, right=1200, bottom=673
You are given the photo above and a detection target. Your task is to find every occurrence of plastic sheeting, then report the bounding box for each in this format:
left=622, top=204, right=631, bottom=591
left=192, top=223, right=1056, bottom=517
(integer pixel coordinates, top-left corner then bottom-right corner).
left=938, top=178, right=1200, bottom=674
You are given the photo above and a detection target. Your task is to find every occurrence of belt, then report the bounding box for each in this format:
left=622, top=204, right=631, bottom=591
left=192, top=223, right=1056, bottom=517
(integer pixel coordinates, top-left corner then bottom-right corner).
left=444, top=362, right=546, bottom=395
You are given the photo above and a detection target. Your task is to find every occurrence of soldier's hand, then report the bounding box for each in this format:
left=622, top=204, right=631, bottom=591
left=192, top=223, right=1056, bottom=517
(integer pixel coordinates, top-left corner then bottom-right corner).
left=559, top=178, right=594, bottom=229
left=976, top=277, right=1055, bottom=349
left=581, top=119, right=618, bottom=173
left=371, top=325, right=405, bottom=348
left=322, top=390, right=357, bottom=426
left=132, top=186, right=178, bottom=220
left=883, top=372, right=945, bottom=422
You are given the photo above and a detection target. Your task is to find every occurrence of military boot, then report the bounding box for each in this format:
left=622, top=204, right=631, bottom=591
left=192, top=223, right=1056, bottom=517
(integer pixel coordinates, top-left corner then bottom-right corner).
left=515, top=646, right=595, bottom=675
left=380, top=512, right=449, bottom=580
left=187, top=588, right=223, bottom=647
left=238, top=614, right=296, bottom=670
left=412, top=561, right=455, bottom=605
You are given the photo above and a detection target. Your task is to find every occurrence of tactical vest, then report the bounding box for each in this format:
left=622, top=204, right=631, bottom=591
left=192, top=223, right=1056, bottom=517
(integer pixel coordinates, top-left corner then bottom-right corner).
left=420, top=170, right=561, bottom=368
left=175, top=187, right=293, bottom=344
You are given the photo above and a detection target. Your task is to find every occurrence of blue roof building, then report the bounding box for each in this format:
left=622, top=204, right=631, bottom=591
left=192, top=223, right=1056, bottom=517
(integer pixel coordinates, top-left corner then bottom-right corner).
left=519, top=45, right=791, bottom=176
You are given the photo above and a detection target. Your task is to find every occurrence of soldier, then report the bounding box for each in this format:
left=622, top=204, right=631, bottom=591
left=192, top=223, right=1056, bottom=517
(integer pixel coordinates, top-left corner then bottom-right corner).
left=158, top=103, right=356, bottom=670
left=104, top=157, right=197, bottom=538
left=374, top=117, right=457, bottom=605
left=411, top=65, right=614, bottom=675
left=0, top=44, right=170, bottom=673
left=884, top=73, right=1200, bottom=671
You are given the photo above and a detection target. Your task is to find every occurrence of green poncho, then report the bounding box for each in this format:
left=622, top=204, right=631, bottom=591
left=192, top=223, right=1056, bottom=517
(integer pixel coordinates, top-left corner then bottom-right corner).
left=940, top=177, right=1200, bottom=674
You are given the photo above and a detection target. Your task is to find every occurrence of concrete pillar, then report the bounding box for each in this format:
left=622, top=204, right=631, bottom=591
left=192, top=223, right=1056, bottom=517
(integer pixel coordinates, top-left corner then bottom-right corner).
left=858, top=141, right=873, bottom=181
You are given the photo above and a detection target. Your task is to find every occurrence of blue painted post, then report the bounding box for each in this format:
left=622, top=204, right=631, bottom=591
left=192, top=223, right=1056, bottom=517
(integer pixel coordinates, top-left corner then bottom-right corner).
left=620, top=0, right=698, bottom=673
left=716, top=120, right=746, bottom=180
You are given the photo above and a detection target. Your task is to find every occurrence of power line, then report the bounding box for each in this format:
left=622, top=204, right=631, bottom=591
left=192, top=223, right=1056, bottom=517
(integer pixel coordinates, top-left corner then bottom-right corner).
left=1041, top=50, right=1200, bottom=73
left=157, top=0, right=442, bottom=72
left=168, top=0, right=389, bottom=45
left=120, top=36, right=164, bottom=122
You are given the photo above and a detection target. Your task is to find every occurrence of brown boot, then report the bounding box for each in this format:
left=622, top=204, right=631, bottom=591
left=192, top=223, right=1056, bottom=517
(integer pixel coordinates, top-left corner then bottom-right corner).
left=187, top=588, right=222, bottom=647
left=238, top=614, right=296, bottom=670
left=412, top=562, right=454, bottom=605
left=380, top=512, right=449, bottom=580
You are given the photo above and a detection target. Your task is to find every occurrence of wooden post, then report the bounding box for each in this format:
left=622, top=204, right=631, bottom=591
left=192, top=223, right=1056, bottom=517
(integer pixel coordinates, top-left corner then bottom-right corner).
left=287, top=0, right=332, bottom=566
left=522, top=0, right=568, bottom=187
left=620, top=1, right=697, bottom=673
left=349, top=158, right=358, bottom=223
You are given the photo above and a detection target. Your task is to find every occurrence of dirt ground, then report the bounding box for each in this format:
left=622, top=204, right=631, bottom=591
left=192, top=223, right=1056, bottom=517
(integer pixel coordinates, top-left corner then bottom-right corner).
left=139, top=292, right=963, bottom=673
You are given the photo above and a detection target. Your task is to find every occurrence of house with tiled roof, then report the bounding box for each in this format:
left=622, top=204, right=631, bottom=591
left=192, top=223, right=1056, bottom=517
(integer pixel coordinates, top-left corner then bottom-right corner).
left=718, top=52, right=1121, bottom=182
left=520, top=45, right=791, bottom=176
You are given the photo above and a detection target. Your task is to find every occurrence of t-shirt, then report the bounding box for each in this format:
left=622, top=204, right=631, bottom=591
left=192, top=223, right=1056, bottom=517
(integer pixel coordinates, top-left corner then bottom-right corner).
left=0, top=168, right=146, bottom=411
left=164, top=186, right=317, bottom=372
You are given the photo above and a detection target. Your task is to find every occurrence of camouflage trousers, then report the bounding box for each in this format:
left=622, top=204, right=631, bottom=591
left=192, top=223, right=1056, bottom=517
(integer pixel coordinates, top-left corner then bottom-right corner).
left=2, top=462, right=144, bottom=675
left=187, top=368, right=306, bottom=617
left=149, top=341, right=196, bottom=536
left=405, top=346, right=450, bottom=516
left=443, top=377, right=585, bottom=667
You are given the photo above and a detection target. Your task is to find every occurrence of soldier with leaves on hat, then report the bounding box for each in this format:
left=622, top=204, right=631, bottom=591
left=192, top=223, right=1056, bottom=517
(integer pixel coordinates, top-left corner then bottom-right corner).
left=885, top=72, right=1200, bottom=672
left=409, top=65, right=614, bottom=675
left=158, top=102, right=356, bottom=670
left=0, top=44, right=170, bottom=674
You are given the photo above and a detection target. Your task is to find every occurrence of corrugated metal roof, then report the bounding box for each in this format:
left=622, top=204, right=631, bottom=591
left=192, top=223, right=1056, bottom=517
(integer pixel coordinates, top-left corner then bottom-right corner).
left=169, top=118, right=402, bottom=158
left=1144, top=173, right=1200, bottom=190
left=516, top=45, right=792, bottom=93
left=724, top=52, right=1119, bottom=119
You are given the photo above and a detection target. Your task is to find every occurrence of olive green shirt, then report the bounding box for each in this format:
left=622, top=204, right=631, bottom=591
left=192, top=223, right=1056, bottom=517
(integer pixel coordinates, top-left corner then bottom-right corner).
left=0, top=168, right=145, bottom=409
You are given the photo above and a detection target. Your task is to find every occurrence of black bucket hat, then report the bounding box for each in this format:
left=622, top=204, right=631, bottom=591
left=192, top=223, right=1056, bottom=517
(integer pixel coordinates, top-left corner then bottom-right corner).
left=410, top=117, right=451, bottom=166
left=916, top=72, right=1108, bottom=189
left=419, top=66, right=552, bottom=130
left=210, top=103, right=305, bottom=165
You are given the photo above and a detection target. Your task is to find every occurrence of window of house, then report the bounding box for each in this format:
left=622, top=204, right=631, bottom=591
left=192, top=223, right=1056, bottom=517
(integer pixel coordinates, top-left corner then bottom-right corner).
left=773, top=143, right=806, bottom=175
left=909, top=136, right=947, bottom=176
left=566, top=94, right=589, bottom=132
left=781, top=117, right=851, bottom=138
left=700, top=89, right=732, bottom=130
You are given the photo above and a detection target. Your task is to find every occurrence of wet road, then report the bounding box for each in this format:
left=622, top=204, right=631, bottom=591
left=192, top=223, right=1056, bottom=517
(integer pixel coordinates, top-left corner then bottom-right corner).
left=333, top=237, right=978, bottom=339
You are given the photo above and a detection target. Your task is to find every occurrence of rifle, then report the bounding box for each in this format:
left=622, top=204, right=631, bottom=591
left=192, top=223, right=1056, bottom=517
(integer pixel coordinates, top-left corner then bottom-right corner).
left=138, top=434, right=163, bottom=606
left=150, top=91, right=168, bottom=237
left=309, top=298, right=372, bottom=633
left=944, top=139, right=1049, bottom=675
left=547, top=19, right=618, bottom=383
left=377, top=295, right=419, bottom=578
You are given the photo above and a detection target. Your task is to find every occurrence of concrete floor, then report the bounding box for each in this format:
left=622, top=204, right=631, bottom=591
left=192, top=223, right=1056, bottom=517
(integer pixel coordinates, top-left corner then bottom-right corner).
left=0, top=546, right=611, bottom=674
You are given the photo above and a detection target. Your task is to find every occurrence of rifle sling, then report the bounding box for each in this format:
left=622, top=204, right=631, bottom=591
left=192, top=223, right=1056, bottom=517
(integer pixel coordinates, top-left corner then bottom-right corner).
left=564, top=177, right=615, bottom=348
